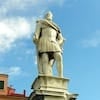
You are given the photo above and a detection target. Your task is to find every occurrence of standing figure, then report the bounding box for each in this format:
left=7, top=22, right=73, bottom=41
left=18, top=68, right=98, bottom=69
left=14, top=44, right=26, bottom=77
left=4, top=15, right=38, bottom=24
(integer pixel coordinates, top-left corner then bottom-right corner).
left=33, top=11, right=64, bottom=78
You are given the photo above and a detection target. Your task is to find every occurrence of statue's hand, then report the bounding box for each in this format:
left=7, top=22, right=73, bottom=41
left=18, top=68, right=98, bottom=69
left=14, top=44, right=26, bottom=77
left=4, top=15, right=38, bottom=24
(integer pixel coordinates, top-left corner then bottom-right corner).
left=33, top=39, right=38, bottom=44
left=33, top=36, right=38, bottom=44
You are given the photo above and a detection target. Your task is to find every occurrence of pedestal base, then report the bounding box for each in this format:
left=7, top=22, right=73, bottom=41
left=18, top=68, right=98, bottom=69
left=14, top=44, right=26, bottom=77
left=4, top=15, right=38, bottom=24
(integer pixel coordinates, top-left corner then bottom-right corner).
left=28, top=75, right=78, bottom=100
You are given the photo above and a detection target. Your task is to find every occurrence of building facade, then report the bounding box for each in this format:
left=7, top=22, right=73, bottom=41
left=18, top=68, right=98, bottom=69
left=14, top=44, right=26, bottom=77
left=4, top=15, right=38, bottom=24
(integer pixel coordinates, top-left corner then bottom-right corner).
left=0, top=74, right=28, bottom=100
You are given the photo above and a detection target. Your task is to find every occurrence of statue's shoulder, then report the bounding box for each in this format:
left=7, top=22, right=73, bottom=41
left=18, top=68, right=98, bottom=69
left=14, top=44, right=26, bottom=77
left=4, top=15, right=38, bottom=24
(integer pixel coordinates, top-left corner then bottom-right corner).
left=52, top=22, right=60, bottom=30
left=36, top=19, right=61, bottom=32
left=36, top=19, right=52, bottom=25
left=50, top=21, right=61, bottom=33
left=36, top=19, right=45, bottom=24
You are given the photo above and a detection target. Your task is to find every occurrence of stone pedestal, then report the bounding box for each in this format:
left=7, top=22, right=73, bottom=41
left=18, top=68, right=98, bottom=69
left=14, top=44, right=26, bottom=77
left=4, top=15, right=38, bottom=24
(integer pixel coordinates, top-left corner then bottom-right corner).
left=28, top=75, right=78, bottom=100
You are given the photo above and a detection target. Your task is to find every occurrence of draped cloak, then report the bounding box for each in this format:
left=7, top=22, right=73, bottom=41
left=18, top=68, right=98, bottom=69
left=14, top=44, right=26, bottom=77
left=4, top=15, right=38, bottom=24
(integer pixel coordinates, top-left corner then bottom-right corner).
left=33, top=19, right=64, bottom=53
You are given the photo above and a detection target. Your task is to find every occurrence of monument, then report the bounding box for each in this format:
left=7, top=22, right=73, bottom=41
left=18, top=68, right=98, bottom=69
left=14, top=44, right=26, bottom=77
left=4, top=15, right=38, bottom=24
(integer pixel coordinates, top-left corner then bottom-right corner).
left=28, top=11, right=78, bottom=100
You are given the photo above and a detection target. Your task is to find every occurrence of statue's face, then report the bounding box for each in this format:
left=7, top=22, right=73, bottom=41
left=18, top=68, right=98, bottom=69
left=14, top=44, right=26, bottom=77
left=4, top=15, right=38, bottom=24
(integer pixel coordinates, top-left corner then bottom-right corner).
left=44, top=12, right=53, bottom=21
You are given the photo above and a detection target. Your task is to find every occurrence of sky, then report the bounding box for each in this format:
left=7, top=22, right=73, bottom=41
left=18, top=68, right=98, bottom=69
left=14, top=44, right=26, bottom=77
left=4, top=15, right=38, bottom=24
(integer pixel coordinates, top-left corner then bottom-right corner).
left=0, top=0, right=99, bottom=99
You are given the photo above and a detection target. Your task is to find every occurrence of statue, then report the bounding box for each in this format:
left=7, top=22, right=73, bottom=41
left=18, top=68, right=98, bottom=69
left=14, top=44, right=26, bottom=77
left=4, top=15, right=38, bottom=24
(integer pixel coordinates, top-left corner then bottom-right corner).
left=33, top=11, right=64, bottom=78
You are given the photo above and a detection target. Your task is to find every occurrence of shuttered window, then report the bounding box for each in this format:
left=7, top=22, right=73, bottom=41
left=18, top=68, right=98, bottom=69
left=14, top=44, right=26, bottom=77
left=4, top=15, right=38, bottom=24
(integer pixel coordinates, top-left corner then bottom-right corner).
left=0, top=81, right=4, bottom=89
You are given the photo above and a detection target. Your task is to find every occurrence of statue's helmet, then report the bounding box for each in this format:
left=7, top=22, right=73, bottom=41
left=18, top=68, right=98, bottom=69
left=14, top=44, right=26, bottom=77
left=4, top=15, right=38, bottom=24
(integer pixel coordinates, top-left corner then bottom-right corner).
left=44, top=11, right=53, bottom=20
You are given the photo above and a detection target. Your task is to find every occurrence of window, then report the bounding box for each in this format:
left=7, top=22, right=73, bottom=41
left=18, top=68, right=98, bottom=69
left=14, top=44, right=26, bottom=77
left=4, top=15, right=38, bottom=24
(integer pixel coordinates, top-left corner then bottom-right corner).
left=0, top=81, right=4, bottom=89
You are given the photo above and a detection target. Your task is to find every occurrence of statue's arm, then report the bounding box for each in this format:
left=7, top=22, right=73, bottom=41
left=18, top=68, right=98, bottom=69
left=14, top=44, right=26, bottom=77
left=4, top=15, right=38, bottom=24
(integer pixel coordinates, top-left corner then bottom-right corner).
left=33, top=21, right=41, bottom=44
left=57, top=33, right=65, bottom=47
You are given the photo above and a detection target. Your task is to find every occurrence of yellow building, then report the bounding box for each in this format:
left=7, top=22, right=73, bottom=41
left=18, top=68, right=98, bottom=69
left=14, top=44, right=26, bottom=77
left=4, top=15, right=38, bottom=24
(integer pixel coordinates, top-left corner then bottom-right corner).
left=0, top=74, right=28, bottom=100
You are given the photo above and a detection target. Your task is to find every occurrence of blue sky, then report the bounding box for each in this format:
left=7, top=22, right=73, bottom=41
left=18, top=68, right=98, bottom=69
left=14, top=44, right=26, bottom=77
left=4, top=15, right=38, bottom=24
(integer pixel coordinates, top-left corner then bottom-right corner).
left=0, top=0, right=99, bottom=99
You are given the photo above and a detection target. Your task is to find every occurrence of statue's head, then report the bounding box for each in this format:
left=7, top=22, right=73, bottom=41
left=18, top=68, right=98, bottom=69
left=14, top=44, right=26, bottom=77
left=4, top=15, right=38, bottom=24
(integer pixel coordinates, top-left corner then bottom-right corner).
left=44, top=11, right=53, bottom=21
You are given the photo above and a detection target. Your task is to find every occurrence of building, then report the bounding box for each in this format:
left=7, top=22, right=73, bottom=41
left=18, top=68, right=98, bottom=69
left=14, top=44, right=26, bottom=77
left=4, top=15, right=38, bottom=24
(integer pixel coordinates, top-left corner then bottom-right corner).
left=0, top=74, right=28, bottom=100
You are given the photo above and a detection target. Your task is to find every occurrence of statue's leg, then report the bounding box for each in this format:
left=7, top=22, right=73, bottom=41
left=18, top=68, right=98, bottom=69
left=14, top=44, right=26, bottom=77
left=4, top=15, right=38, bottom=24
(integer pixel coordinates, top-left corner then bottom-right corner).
left=49, top=59, right=54, bottom=75
left=41, top=53, right=50, bottom=75
left=37, top=54, right=43, bottom=75
left=54, top=52, right=63, bottom=78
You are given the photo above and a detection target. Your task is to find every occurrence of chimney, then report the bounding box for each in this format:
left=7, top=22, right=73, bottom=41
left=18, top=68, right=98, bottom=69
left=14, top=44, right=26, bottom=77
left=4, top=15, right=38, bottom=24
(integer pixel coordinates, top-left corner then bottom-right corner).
left=23, top=89, right=26, bottom=97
